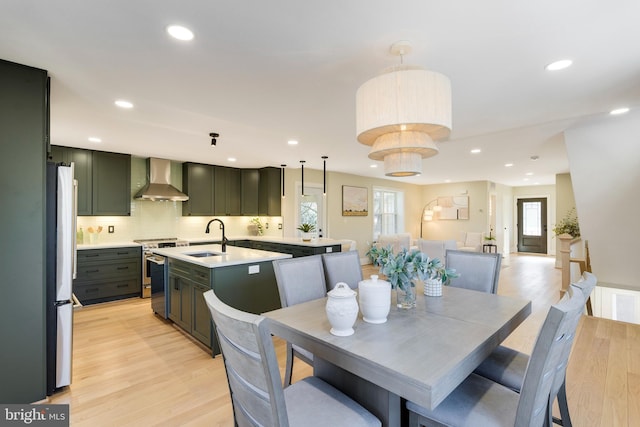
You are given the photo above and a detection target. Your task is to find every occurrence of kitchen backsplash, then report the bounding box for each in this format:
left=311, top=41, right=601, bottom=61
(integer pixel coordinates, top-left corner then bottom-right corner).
left=76, top=157, right=283, bottom=243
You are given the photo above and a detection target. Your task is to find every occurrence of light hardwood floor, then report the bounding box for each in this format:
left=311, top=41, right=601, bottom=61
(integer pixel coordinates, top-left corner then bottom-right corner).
left=49, top=254, right=640, bottom=426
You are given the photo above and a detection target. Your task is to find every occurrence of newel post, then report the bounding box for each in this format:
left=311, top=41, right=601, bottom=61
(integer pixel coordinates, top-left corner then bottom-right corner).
left=558, top=233, right=573, bottom=295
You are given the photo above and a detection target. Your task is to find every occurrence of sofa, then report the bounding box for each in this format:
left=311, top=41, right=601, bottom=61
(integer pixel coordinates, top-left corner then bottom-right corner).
left=456, top=231, right=485, bottom=252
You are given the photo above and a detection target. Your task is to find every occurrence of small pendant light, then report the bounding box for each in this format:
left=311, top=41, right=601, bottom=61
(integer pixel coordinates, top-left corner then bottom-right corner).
left=300, top=160, right=305, bottom=196
left=322, top=156, right=328, bottom=195
left=280, top=164, right=286, bottom=198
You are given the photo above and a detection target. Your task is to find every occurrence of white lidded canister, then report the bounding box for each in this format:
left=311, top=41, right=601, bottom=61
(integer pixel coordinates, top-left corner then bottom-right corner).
left=326, top=282, right=358, bottom=336
left=358, top=275, right=391, bottom=324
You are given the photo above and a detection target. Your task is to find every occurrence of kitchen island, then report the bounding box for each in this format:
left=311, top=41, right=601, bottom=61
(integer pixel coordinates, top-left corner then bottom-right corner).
left=152, top=244, right=291, bottom=356
left=187, top=235, right=346, bottom=257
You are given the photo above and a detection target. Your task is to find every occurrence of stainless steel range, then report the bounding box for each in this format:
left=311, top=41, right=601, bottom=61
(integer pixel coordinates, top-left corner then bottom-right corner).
left=134, top=238, right=189, bottom=298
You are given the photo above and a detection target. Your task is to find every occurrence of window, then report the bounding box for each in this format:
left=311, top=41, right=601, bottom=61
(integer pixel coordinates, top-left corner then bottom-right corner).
left=522, top=201, right=542, bottom=236
left=372, top=188, right=404, bottom=240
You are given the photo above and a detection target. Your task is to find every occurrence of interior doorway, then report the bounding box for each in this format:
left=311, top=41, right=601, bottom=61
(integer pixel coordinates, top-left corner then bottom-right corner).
left=295, top=184, right=326, bottom=238
left=517, top=197, right=547, bottom=254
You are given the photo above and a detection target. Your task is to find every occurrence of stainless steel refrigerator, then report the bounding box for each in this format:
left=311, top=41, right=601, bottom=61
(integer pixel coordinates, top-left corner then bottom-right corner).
left=46, top=161, right=77, bottom=395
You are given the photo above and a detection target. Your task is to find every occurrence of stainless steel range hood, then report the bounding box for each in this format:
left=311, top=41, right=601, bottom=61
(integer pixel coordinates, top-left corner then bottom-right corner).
left=134, top=158, right=189, bottom=201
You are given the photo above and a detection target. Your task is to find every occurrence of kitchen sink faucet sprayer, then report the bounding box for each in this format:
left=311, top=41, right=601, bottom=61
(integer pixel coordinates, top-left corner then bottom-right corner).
left=205, top=218, right=228, bottom=252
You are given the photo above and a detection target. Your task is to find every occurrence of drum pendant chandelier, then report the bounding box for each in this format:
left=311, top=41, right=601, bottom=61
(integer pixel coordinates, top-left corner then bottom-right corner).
left=356, top=41, right=452, bottom=177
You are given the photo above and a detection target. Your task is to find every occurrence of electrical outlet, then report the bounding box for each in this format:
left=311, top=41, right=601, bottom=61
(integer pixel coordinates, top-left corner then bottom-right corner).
left=108, top=225, right=115, bottom=233
left=265, top=222, right=269, bottom=229
left=278, top=223, right=282, bottom=230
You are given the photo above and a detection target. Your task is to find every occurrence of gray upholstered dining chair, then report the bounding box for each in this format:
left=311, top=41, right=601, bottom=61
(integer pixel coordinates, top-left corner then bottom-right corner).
left=322, top=250, right=363, bottom=290
left=272, top=255, right=327, bottom=386
left=445, top=249, right=502, bottom=293
left=474, top=272, right=598, bottom=427
left=203, top=290, right=381, bottom=427
left=406, top=284, right=585, bottom=427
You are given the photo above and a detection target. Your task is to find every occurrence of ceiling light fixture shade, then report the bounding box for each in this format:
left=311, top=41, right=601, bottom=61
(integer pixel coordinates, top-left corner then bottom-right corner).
left=356, top=44, right=452, bottom=177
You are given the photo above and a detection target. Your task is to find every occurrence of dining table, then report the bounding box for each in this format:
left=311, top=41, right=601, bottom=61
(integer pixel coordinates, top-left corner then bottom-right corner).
left=263, top=285, right=532, bottom=427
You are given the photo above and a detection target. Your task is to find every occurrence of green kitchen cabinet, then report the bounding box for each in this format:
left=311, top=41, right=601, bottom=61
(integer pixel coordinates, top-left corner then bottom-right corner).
left=182, top=162, right=214, bottom=216
left=168, top=274, right=192, bottom=331
left=259, top=166, right=281, bottom=216
left=49, top=146, right=93, bottom=215
left=165, top=255, right=281, bottom=356
left=241, top=169, right=260, bottom=215
left=167, top=258, right=214, bottom=349
left=1, top=59, right=48, bottom=403
left=191, top=283, right=212, bottom=347
left=50, top=146, right=131, bottom=216
left=214, top=166, right=241, bottom=215
left=73, top=246, right=141, bottom=304
left=91, top=151, right=131, bottom=216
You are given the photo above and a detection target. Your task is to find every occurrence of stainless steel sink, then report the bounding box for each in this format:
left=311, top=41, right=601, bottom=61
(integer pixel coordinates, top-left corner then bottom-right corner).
left=185, top=251, right=221, bottom=258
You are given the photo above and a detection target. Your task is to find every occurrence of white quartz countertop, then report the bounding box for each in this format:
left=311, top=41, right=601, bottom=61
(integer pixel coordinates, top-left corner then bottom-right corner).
left=184, top=235, right=347, bottom=248
left=78, top=242, right=142, bottom=250
left=151, top=244, right=292, bottom=268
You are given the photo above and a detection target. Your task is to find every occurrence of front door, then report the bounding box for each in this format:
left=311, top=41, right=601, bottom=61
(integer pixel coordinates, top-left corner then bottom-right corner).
left=517, top=198, right=547, bottom=253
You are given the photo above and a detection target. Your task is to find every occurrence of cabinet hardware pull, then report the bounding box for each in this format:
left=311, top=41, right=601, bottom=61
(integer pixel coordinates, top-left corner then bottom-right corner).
left=117, top=266, right=129, bottom=270
left=87, top=269, right=99, bottom=273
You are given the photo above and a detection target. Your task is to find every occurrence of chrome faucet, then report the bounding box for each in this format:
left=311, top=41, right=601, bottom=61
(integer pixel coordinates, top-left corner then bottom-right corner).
left=205, top=218, right=228, bottom=252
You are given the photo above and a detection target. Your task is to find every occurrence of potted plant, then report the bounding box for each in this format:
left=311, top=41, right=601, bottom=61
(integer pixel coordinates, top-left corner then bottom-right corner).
left=248, top=217, right=264, bottom=236
left=484, top=226, right=496, bottom=242
left=367, top=245, right=459, bottom=307
left=424, top=257, right=459, bottom=297
left=553, top=208, right=580, bottom=237
left=297, top=223, right=316, bottom=241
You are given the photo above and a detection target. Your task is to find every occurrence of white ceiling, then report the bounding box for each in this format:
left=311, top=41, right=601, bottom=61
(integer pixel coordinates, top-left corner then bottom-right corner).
left=3, top=0, right=639, bottom=187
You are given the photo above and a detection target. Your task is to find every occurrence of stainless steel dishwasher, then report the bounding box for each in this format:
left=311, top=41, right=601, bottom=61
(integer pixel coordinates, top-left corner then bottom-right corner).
left=149, top=255, right=168, bottom=318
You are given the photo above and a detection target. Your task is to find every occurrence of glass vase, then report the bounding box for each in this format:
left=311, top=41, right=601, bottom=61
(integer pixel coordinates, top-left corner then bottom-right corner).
left=396, top=280, right=417, bottom=309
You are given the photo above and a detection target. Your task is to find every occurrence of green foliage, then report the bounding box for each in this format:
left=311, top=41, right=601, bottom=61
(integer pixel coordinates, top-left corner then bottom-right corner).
left=250, top=217, right=264, bottom=236
left=553, top=207, right=580, bottom=237
left=366, top=245, right=459, bottom=290
left=297, top=223, right=316, bottom=232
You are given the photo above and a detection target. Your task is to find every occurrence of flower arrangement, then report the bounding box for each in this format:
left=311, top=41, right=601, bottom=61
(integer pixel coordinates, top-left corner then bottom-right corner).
left=553, top=208, right=580, bottom=237
left=366, top=245, right=459, bottom=290
left=249, top=217, right=264, bottom=236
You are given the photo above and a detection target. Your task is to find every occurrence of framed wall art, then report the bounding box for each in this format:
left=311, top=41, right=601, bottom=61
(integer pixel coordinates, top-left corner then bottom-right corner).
left=342, top=185, right=368, bottom=216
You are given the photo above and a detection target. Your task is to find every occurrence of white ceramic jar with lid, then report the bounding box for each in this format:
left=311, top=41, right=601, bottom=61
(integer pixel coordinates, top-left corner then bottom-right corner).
left=325, top=282, right=358, bottom=336
left=358, top=275, right=391, bottom=324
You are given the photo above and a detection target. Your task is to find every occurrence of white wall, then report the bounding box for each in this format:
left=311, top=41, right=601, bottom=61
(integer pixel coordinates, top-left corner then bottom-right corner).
left=420, top=181, right=490, bottom=241
left=564, top=111, right=640, bottom=290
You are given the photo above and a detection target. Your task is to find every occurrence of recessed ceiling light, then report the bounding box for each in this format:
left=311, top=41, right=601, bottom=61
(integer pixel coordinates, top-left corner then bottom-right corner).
left=610, top=107, right=630, bottom=115
left=167, top=25, right=194, bottom=41
left=545, top=59, right=573, bottom=71
left=370, top=164, right=378, bottom=168
left=114, top=99, right=133, bottom=109
left=504, top=163, right=513, bottom=167
left=525, top=172, right=534, bottom=176
left=227, top=157, right=236, bottom=162
left=470, top=148, right=481, bottom=154
left=523, top=178, right=530, bottom=182
left=287, top=140, right=299, bottom=146
left=88, top=137, right=102, bottom=143
left=445, top=179, right=451, bottom=183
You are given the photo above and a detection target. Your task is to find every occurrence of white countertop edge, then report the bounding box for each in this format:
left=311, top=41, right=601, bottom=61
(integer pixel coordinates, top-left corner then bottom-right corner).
left=151, top=244, right=292, bottom=268
left=183, top=235, right=348, bottom=247
left=78, top=242, right=142, bottom=250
